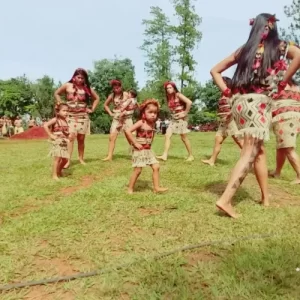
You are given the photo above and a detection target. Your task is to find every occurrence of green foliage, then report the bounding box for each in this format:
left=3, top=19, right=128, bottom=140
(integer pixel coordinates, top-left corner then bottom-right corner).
left=0, top=75, right=34, bottom=117
left=199, top=79, right=221, bottom=112
left=88, top=58, right=138, bottom=133
left=31, top=75, right=57, bottom=119
left=172, top=0, right=202, bottom=89
left=141, top=6, right=173, bottom=82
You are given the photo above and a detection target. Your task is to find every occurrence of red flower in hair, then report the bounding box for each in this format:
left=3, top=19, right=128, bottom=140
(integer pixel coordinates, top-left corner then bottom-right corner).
left=163, top=81, right=176, bottom=89
left=249, top=18, right=255, bottom=25
left=273, top=60, right=287, bottom=71
left=268, top=15, right=277, bottom=24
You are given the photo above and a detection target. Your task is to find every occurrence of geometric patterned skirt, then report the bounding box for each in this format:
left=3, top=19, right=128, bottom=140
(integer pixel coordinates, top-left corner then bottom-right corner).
left=216, top=118, right=240, bottom=138
left=231, top=93, right=272, bottom=141
left=110, top=115, right=133, bottom=134
left=166, top=118, right=190, bottom=135
left=132, top=149, right=158, bottom=168
left=49, top=138, right=70, bottom=159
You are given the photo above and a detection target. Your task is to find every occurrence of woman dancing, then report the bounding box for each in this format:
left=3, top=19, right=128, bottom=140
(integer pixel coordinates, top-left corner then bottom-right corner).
left=210, top=14, right=300, bottom=218
left=54, top=68, right=100, bottom=168
left=269, top=77, right=300, bottom=184
left=157, top=81, right=194, bottom=162
left=202, top=77, right=243, bottom=166
left=102, top=80, right=133, bottom=161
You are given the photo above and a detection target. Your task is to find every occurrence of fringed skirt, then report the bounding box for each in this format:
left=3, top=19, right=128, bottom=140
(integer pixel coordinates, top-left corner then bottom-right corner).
left=216, top=119, right=240, bottom=138
left=166, top=119, right=190, bottom=135
left=132, top=149, right=158, bottom=168
left=49, top=138, right=69, bottom=158
left=272, top=99, right=300, bottom=149
left=110, top=113, right=133, bottom=134
left=231, top=93, right=272, bottom=141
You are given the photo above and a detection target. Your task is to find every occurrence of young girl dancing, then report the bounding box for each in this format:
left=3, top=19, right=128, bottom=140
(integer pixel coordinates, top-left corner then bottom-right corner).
left=210, top=14, right=300, bottom=218
left=202, top=77, right=243, bottom=166
left=125, top=99, right=168, bottom=194
left=44, top=104, right=73, bottom=180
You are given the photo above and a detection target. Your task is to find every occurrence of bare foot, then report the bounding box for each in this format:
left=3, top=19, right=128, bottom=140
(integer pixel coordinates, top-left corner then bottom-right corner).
left=259, top=198, right=270, bottom=207
left=102, top=157, right=112, bottom=162
left=79, top=159, right=86, bottom=165
left=127, top=188, right=134, bottom=194
left=154, top=187, right=168, bottom=193
left=52, top=176, right=60, bottom=181
left=268, top=170, right=280, bottom=178
left=216, top=201, right=239, bottom=218
left=291, top=179, right=300, bottom=185
left=186, top=155, right=194, bottom=162
left=156, top=155, right=167, bottom=161
left=201, top=159, right=215, bottom=166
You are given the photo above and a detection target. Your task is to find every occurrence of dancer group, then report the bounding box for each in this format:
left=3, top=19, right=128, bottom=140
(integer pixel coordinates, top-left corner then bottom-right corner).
left=44, top=13, right=300, bottom=218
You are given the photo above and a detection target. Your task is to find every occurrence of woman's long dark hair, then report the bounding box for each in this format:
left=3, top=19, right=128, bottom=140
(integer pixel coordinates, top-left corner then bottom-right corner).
left=232, top=13, right=281, bottom=90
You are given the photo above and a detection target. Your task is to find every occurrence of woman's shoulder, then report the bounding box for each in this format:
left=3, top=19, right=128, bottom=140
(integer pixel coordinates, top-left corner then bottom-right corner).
left=278, top=40, right=299, bottom=55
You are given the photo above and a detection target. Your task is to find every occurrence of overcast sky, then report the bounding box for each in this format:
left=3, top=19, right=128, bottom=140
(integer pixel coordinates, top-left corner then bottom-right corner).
left=0, top=0, right=290, bottom=88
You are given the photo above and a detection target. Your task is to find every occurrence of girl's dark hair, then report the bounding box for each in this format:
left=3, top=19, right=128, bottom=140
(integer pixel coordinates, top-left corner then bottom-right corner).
left=232, top=13, right=281, bottom=90
left=222, top=77, right=232, bottom=89
left=68, top=68, right=92, bottom=101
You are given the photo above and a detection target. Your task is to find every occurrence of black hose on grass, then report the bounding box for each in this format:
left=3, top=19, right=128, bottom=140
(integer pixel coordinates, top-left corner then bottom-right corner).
left=0, top=234, right=277, bottom=291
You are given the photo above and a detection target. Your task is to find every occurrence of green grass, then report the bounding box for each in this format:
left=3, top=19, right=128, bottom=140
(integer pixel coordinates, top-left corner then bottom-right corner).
left=0, top=133, right=300, bottom=299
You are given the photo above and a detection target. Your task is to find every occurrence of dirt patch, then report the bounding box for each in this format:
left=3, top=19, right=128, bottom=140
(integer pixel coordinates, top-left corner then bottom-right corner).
left=60, top=175, right=95, bottom=196
left=24, top=286, right=74, bottom=300
left=33, top=256, right=76, bottom=276
left=138, top=207, right=161, bottom=216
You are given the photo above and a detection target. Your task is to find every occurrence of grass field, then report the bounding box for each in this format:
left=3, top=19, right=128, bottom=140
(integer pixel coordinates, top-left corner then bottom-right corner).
left=0, top=132, right=300, bottom=300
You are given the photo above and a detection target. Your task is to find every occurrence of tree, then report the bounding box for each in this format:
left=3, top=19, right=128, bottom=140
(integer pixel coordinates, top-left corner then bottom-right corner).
left=172, top=0, right=202, bottom=89
left=141, top=6, right=173, bottom=82
left=0, top=75, right=34, bottom=117
left=198, top=80, right=221, bottom=113
left=30, top=75, right=56, bottom=119
left=88, top=58, right=138, bottom=133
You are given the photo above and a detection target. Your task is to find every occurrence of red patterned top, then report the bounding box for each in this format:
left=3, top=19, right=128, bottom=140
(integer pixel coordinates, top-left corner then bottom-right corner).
left=168, top=94, right=186, bottom=118
left=52, top=118, right=69, bottom=138
left=66, top=91, right=87, bottom=117
left=135, top=127, right=155, bottom=150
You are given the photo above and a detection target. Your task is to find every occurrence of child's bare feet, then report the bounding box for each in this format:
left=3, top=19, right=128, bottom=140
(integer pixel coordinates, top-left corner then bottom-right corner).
left=268, top=170, right=280, bottom=178
left=156, top=155, right=167, bottom=161
left=186, top=155, right=194, bottom=162
left=202, top=159, right=215, bottom=166
left=291, top=178, right=300, bottom=185
left=153, top=187, right=168, bottom=193
left=216, top=200, right=239, bottom=218
left=79, top=159, right=86, bottom=165
left=102, top=156, right=112, bottom=162
left=127, top=188, right=134, bottom=194
left=259, top=197, right=270, bottom=207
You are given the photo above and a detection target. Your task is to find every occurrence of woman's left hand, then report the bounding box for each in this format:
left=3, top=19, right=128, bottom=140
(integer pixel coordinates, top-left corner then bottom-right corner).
left=86, top=108, right=93, bottom=114
left=174, top=111, right=187, bottom=119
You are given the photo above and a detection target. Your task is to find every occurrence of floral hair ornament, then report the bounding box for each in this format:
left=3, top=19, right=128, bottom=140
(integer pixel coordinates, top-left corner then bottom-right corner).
left=110, top=79, right=122, bottom=87
left=163, top=81, right=176, bottom=89
left=267, top=14, right=279, bottom=30
left=249, top=18, right=255, bottom=26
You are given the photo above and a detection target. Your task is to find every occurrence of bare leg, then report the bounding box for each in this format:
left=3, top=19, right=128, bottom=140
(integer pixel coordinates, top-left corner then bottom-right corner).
left=77, top=134, right=86, bottom=164
left=128, top=167, right=142, bottom=193
left=102, top=132, right=118, bottom=161
left=58, top=158, right=68, bottom=177
left=181, top=134, right=194, bottom=161
left=64, top=133, right=75, bottom=169
left=253, top=145, right=269, bottom=206
left=52, top=157, right=60, bottom=180
left=232, top=136, right=243, bottom=149
left=157, top=133, right=172, bottom=161
left=269, top=148, right=287, bottom=178
left=151, top=163, right=168, bottom=193
left=285, top=147, right=300, bottom=184
left=202, top=135, right=225, bottom=166
left=216, top=135, right=262, bottom=218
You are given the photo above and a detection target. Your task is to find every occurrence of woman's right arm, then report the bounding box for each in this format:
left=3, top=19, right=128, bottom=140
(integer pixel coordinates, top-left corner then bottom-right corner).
left=104, top=94, right=114, bottom=117
left=210, top=50, right=239, bottom=92
left=54, top=83, right=68, bottom=105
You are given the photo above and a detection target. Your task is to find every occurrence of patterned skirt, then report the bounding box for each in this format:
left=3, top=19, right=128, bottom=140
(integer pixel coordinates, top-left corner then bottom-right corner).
left=49, top=138, right=69, bottom=158
left=166, top=118, right=190, bottom=135
left=231, top=93, right=272, bottom=141
left=132, top=149, right=158, bottom=168
left=68, top=114, right=89, bottom=135
left=110, top=113, right=133, bottom=134
left=216, top=119, right=240, bottom=138
left=272, top=99, right=300, bottom=149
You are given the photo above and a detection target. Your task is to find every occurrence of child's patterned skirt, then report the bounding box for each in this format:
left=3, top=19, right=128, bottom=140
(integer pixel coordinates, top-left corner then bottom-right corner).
left=132, top=149, right=158, bottom=167
left=49, top=138, right=69, bottom=158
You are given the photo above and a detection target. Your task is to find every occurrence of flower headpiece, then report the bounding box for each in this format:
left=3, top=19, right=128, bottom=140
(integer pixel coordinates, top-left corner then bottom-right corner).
left=110, top=79, right=122, bottom=87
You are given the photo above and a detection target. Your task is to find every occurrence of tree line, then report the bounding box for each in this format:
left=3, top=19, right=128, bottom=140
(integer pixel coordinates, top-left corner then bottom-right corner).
left=0, top=0, right=299, bottom=133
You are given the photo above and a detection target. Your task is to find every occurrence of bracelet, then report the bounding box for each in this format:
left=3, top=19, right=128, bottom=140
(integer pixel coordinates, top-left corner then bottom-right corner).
left=222, top=88, right=232, bottom=98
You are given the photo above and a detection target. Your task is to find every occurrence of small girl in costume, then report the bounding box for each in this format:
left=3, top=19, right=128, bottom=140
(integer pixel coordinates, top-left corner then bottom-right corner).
left=125, top=99, right=168, bottom=194
left=44, top=104, right=72, bottom=180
